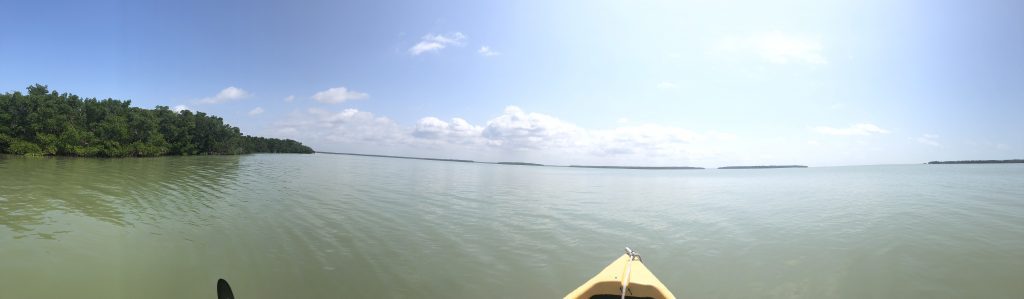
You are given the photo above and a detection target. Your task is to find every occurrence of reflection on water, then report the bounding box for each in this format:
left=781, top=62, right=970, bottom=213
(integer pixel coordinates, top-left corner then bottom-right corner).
left=1, top=154, right=1023, bottom=298
left=0, top=155, right=241, bottom=238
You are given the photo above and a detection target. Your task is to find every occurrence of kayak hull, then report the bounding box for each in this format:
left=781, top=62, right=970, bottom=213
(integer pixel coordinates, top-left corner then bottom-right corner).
left=565, top=253, right=676, bottom=299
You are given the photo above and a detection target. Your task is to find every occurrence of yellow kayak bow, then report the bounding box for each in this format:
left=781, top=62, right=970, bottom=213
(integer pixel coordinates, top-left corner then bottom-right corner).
left=565, top=248, right=676, bottom=299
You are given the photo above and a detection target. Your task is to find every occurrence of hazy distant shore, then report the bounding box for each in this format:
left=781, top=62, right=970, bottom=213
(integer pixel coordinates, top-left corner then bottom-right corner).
left=927, top=159, right=1024, bottom=164
left=317, top=151, right=475, bottom=163
left=569, top=165, right=704, bottom=170
left=315, top=152, right=708, bottom=169
left=316, top=151, right=1022, bottom=169
left=496, top=162, right=544, bottom=166
left=718, top=165, right=808, bottom=169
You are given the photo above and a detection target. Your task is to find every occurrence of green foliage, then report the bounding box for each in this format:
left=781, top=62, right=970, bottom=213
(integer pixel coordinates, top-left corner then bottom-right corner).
left=0, top=84, right=314, bottom=157
left=35, top=132, right=59, bottom=155
left=7, top=139, right=42, bottom=155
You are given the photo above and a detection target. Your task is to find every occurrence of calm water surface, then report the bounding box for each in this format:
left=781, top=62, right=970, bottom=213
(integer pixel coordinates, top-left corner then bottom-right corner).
left=1, top=154, right=1022, bottom=298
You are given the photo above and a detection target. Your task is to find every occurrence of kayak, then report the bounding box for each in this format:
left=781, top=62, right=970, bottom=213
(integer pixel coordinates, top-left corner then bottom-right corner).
left=565, top=248, right=676, bottom=299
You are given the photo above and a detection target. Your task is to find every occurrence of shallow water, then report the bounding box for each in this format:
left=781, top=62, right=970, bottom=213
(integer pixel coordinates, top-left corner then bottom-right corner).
left=1, top=154, right=1022, bottom=298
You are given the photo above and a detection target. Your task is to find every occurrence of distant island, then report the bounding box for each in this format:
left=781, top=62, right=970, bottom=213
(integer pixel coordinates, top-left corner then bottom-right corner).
left=718, top=165, right=808, bottom=169
left=0, top=84, right=313, bottom=157
left=569, top=165, right=704, bottom=170
left=309, top=150, right=818, bottom=171
left=496, top=162, right=544, bottom=166
left=317, top=151, right=474, bottom=163
left=927, top=159, right=1024, bottom=164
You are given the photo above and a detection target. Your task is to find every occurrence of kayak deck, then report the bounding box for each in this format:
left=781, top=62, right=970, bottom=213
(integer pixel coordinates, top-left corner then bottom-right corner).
left=565, top=251, right=676, bottom=299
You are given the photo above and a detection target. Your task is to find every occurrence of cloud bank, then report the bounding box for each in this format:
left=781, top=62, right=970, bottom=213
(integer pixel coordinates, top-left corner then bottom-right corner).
left=274, top=106, right=735, bottom=165
left=312, top=86, right=369, bottom=104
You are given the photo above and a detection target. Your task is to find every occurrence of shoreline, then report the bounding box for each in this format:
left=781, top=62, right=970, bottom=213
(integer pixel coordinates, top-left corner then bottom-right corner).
left=569, top=165, right=704, bottom=170
left=316, top=151, right=1023, bottom=169
left=718, top=165, right=808, bottom=169
left=316, top=151, right=475, bottom=163
left=927, top=159, right=1024, bottom=165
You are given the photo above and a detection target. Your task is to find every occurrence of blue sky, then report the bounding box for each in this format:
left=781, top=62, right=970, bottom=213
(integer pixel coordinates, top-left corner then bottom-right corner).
left=2, top=0, right=1021, bottom=166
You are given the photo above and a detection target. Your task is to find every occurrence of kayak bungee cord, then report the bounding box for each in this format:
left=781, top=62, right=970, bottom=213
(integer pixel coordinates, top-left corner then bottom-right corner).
left=621, top=247, right=641, bottom=299
left=565, top=247, right=673, bottom=298
left=621, top=260, right=632, bottom=299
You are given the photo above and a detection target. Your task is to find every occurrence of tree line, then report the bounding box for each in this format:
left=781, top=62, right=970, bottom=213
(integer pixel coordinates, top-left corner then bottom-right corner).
left=0, top=84, right=313, bottom=157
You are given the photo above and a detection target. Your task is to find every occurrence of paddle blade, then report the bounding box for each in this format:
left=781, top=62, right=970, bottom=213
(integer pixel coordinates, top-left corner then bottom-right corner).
left=217, top=279, right=235, bottom=299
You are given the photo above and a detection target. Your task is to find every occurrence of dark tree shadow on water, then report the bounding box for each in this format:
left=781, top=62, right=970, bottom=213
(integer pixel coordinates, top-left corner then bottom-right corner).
left=0, top=155, right=241, bottom=240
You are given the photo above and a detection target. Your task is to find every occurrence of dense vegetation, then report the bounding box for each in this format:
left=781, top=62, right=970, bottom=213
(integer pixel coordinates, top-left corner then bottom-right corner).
left=0, top=84, right=313, bottom=157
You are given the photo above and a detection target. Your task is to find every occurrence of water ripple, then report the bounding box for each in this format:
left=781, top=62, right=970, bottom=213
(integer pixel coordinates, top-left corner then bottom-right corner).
left=2, top=155, right=1023, bottom=298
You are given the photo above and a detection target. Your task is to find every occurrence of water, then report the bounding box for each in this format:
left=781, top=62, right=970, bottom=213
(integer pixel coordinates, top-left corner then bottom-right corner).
left=1, top=154, right=1022, bottom=298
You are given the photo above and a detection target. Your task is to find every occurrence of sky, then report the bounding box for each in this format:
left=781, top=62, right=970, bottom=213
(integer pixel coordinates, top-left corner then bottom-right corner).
left=1, top=0, right=1022, bottom=167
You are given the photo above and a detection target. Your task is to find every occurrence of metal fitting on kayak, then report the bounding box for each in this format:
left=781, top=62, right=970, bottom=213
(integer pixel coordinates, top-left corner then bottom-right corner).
left=624, top=247, right=642, bottom=263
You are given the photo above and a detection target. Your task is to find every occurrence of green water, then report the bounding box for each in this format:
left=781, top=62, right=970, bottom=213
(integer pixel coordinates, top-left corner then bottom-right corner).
left=1, top=154, right=1023, bottom=298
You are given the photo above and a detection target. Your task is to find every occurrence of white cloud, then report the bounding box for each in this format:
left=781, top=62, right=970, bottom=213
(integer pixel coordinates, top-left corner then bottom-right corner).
left=312, top=86, right=369, bottom=104
left=588, top=124, right=703, bottom=157
left=480, top=106, right=586, bottom=150
left=478, top=46, right=499, bottom=56
left=713, top=31, right=827, bottom=65
left=915, top=134, right=941, bottom=147
left=172, top=105, right=191, bottom=113
left=813, top=123, right=889, bottom=136
left=410, top=42, right=444, bottom=55
left=248, top=106, right=264, bottom=116
left=412, top=117, right=485, bottom=145
left=409, top=32, right=466, bottom=55
left=274, top=106, right=734, bottom=165
left=284, top=95, right=295, bottom=102
left=198, top=86, right=250, bottom=104
left=276, top=108, right=406, bottom=145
